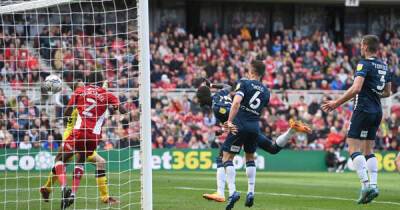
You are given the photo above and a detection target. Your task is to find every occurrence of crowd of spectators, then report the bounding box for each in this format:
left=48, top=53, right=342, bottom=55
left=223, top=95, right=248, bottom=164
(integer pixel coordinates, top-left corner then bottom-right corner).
left=150, top=24, right=400, bottom=92
left=151, top=91, right=400, bottom=152
left=1, top=14, right=400, bottom=152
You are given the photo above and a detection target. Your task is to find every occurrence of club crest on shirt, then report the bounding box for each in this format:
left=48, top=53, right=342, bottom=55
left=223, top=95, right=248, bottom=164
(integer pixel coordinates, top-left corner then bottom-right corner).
left=357, top=64, right=363, bottom=71
left=219, top=107, right=227, bottom=114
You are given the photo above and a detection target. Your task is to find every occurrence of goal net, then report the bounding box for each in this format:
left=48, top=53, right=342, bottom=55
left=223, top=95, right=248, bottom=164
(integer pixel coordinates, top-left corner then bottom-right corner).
left=0, top=0, right=152, bottom=209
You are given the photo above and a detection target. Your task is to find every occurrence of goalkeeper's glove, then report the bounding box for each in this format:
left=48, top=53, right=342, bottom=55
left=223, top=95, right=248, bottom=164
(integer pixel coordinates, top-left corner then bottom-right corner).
left=63, top=117, right=72, bottom=127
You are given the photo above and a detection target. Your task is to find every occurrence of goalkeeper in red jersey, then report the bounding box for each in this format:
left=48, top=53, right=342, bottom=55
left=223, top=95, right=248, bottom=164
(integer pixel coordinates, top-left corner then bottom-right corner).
left=40, top=79, right=119, bottom=205
left=51, top=73, right=126, bottom=209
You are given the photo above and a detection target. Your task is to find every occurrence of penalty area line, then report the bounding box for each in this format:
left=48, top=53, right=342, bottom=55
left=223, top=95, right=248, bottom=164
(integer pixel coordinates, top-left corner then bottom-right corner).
left=175, top=186, right=400, bottom=206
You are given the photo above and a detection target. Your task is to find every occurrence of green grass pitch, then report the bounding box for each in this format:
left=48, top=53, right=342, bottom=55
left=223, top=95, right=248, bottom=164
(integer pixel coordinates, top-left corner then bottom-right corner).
left=1, top=171, right=399, bottom=209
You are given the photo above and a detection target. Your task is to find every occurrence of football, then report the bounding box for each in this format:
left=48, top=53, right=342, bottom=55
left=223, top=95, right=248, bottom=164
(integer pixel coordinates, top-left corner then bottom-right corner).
left=43, top=74, right=63, bottom=93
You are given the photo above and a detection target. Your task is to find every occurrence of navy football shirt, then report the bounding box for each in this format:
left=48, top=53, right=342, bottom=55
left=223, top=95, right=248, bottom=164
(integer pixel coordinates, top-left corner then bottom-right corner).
left=211, top=88, right=232, bottom=123
left=354, top=57, right=391, bottom=113
left=235, top=79, right=270, bottom=121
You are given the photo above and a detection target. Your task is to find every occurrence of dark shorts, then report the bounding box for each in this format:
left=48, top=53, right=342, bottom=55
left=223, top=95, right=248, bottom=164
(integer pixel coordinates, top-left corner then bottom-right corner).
left=348, top=110, right=382, bottom=140
left=222, top=131, right=258, bottom=154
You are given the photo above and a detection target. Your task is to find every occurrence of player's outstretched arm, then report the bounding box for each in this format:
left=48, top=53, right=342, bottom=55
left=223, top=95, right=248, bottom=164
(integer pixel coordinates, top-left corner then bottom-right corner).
left=380, top=82, right=392, bottom=98
left=322, top=76, right=364, bottom=112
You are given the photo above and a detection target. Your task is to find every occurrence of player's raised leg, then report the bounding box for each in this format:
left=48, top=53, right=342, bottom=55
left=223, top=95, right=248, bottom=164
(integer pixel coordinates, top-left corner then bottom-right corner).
left=258, top=119, right=311, bottom=154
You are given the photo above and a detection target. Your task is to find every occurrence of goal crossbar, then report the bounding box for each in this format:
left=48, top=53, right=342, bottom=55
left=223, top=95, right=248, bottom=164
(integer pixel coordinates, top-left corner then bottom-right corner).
left=0, top=0, right=77, bottom=14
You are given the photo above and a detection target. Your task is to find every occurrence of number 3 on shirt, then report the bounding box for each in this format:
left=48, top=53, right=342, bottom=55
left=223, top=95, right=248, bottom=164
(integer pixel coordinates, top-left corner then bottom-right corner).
left=249, top=91, right=261, bottom=109
left=82, top=98, right=97, bottom=117
left=377, top=73, right=385, bottom=91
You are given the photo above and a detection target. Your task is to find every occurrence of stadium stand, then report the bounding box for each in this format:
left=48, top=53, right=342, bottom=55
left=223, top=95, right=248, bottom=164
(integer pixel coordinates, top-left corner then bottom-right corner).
left=1, top=8, right=400, bottom=152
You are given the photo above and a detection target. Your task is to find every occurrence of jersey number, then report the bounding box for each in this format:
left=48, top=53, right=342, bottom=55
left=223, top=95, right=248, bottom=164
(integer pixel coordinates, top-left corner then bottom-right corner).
left=249, top=91, right=261, bottom=109
left=82, top=98, right=96, bottom=117
left=377, top=74, right=385, bottom=91
left=220, top=96, right=232, bottom=104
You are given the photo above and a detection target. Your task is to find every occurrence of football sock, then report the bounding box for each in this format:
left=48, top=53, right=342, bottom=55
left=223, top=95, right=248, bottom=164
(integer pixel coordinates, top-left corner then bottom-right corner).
left=72, top=165, right=84, bottom=194
left=276, top=128, right=295, bottom=147
left=351, top=152, right=369, bottom=189
left=224, top=160, right=236, bottom=196
left=216, top=158, right=226, bottom=197
left=44, top=167, right=58, bottom=191
left=246, top=160, right=256, bottom=194
left=96, top=170, right=109, bottom=201
left=54, top=161, right=67, bottom=188
left=365, top=154, right=378, bottom=188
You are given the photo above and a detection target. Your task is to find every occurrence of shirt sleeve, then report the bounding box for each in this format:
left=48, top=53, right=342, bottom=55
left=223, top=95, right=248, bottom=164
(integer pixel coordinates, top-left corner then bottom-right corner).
left=355, top=61, right=369, bottom=78
left=67, top=88, right=81, bottom=106
left=107, top=92, right=120, bottom=107
left=234, top=80, right=246, bottom=97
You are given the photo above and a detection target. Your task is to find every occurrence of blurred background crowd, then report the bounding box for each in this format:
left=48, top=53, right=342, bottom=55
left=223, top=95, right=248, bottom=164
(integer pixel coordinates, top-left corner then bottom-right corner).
left=0, top=1, right=400, bottom=153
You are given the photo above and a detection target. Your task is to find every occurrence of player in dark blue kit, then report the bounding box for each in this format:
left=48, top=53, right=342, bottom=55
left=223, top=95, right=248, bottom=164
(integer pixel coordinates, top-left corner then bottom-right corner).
left=196, top=80, right=311, bottom=203
left=322, top=35, right=392, bottom=204
left=217, top=60, right=310, bottom=210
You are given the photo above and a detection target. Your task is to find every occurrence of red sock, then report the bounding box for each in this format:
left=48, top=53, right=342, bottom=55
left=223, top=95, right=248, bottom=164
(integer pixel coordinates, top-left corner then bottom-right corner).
left=72, top=166, right=84, bottom=194
left=54, top=162, right=66, bottom=188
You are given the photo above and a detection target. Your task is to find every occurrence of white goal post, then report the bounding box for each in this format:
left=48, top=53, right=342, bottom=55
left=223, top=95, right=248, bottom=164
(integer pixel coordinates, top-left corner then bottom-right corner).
left=137, top=0, right=153, bottom=210
left=0, top=0, right=152, bottom=209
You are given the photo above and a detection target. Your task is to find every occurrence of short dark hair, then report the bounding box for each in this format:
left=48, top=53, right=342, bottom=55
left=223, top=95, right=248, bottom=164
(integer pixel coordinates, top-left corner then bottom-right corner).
left=362, top=35, right=379, bottom=53
left=251, top=60, right=265, bottom=77
left=196, top=85, right=212, bottom=107
left=85, top=72, right=104, bottom=86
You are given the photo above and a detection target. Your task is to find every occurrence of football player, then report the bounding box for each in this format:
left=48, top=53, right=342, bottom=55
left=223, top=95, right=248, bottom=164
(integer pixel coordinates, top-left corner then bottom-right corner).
left=197, top=80, right=310, bottom=203
left=40, top=80, right=119, bottom=205
left=322, top=35, right=392, bottom=204
left=52, top=73, right=126, bottom=209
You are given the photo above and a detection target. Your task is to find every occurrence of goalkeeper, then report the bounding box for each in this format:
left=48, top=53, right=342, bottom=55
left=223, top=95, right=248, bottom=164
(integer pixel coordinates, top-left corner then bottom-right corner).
left=40, top=80, right=118, bottom=205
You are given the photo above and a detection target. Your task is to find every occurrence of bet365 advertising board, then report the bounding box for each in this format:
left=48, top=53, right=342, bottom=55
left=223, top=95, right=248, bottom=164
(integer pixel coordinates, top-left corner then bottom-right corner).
left=0, top=148, right=398, bottom=172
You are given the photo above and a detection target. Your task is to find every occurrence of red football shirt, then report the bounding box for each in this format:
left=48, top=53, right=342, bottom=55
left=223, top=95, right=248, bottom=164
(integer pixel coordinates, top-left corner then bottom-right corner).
left=68, top=85, right=119, bottom=135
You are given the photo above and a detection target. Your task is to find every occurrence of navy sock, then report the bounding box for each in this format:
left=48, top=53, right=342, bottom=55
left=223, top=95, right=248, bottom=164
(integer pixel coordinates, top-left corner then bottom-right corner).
left=365, top=153, right=375, bottom=160
left=350, top=152, right=362, bottom=160
left=216, top=157, right=223, bottom=168
left=246, top=160, right=255, bottom=167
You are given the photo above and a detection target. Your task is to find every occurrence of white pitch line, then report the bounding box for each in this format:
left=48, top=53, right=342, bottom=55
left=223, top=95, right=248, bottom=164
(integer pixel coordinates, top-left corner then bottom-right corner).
left=175, top=186, right=400, bottom=206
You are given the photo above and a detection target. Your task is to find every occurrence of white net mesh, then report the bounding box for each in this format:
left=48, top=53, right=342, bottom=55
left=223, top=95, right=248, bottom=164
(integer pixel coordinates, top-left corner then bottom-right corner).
left=0, top=0, right=141, bottom=209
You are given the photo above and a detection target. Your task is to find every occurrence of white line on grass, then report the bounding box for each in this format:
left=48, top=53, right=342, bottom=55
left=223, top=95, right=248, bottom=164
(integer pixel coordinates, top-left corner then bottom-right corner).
left=175, top=186, right=400, bottom=206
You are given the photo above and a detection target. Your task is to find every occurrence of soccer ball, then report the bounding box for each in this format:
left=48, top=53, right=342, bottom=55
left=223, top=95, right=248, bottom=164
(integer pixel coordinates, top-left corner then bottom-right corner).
left=43, top=74, right=63, bottom=93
